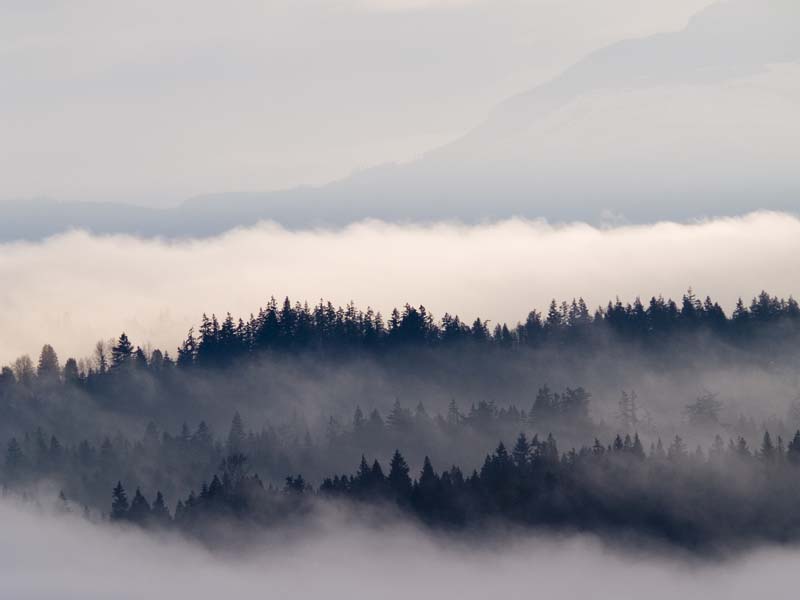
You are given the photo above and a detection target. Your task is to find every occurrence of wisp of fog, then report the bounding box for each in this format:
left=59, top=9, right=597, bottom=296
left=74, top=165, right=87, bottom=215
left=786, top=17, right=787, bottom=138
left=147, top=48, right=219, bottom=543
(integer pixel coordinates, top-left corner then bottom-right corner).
left=1, top=496, right=797, bottom=600
left=1, top=211, right=799, bottom=364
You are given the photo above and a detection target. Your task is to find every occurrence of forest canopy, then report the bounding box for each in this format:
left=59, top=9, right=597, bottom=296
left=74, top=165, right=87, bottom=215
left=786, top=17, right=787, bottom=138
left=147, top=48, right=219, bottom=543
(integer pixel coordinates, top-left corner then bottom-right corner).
left=2, top=289, right=800, bottom=551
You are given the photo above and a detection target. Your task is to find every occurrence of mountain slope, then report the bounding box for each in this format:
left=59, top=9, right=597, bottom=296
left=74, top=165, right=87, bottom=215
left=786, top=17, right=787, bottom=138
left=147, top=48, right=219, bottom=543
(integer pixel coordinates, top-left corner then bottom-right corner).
left=2, top=0, right=798, bottom=241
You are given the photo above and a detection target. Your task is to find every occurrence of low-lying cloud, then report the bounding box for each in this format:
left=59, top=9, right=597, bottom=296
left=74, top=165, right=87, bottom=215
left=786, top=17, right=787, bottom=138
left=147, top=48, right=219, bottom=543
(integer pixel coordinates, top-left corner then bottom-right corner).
left=0, top=496, right=798, bottom=600
left=1, top=211, right=799, bottom=366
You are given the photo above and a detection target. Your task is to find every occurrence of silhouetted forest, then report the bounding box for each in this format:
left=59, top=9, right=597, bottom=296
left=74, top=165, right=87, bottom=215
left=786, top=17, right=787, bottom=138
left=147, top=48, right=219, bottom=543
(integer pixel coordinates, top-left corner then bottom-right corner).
left=99, top=428, right=800, bottom=550
left=113, top=290, right=800, bottom=363
left=3, top=290, right=800, bottom=542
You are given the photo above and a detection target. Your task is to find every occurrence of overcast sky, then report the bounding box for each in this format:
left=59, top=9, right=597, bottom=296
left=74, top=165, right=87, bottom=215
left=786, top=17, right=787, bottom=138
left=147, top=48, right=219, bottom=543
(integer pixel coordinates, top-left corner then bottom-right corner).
left=1, top=0, right=717, bottom=206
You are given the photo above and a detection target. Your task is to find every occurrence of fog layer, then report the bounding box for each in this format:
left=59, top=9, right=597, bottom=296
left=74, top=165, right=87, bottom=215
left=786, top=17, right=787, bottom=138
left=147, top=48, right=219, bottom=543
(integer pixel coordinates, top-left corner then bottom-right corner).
left=1, top=497, right=797, bottom=599
left=1, top=211, right=799, bottom=364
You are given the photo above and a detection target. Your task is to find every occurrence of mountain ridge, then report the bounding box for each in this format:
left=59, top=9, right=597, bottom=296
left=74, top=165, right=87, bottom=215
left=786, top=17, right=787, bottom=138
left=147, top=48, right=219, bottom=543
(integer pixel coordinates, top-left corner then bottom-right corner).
left=2, top=0, right=798, bottom=241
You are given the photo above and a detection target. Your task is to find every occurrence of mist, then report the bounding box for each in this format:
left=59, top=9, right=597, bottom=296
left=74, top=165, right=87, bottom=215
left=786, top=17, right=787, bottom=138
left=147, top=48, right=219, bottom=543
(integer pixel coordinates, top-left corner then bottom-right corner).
left=1, top=211, right=798, bottom=365
left=4, top=0, right=800, bottom=592
left=2, top=495, right=798, bottom=600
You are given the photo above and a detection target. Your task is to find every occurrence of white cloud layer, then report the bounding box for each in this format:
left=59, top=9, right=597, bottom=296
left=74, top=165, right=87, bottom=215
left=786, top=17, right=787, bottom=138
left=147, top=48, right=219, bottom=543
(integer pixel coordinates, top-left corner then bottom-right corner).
left=0, top=497, right=798, bottom=599
left=1, top=212, right=798, bottom=366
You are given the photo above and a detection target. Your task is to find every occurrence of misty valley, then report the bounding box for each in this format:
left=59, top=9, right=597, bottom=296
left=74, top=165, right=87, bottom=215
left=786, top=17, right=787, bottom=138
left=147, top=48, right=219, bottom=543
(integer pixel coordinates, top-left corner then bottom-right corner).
left=2, top=291, right=800, bottom=554
left=5, top=0, right=800, bottom=596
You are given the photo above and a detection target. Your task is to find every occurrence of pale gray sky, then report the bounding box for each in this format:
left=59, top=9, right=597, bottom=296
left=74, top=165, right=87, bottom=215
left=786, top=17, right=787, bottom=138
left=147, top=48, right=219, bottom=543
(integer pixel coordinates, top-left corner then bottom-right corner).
left=1, top=0, right=716, bottom=206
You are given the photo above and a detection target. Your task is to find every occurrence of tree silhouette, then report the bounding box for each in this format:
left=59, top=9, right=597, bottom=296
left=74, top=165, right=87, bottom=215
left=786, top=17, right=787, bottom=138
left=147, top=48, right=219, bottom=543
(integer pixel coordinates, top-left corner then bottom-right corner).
left=111, top=481, right=129, bottom=521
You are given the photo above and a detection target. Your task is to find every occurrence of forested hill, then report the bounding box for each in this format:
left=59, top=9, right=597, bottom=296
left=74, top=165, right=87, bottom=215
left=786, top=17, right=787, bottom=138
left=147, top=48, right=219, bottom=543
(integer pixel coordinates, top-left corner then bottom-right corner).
left=104, top=428, right=800, bottom=551
left=90, top=290, right=800, bottom=372
left=2, top=289, right=800, bottom=546
left=2, top=288, right=799, bottom=444
left=3, top=290, right=798, bottom=386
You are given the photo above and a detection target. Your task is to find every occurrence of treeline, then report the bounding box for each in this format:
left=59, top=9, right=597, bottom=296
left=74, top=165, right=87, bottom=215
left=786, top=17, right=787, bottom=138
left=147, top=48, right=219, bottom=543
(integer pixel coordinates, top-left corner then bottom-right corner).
left=106, top=428, right=800, bottom=549
left=1, top=389, right=598, bottom=511
left=7, top=384, right=800, bottom=514
left=170, top=289, right=800, bottom=366
left=2, top=290, right=799, bottom=387
left=1, top=289, right=797, bottom=448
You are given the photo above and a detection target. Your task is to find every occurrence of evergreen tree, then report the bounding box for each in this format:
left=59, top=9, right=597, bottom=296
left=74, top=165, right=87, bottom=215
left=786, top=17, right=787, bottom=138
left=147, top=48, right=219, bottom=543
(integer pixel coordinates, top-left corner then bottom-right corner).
left=388, top=449, right=412, bottom=498
left=760, top=431, right=776, bottom=462
left=111, top=333, right=134, bottom=369
left=512, top=432, right=530, bottom=468
left=37, top=344, right=61, bottom=381
left=62, top=358, right=80, bottom=384
left=127, top=487, right=152, bottom=523
left=787, top=431, right=800, bottom=464
left=5, top=438, right=24, bottom=479
left=446, top=398, right=462, bottom=428
left=111, top=481, right=130, bottom=521
left=192, top=421, right=213, bottom=449
left=151, top=491, right=171, bottom=523
left=386, top=400, right=412, bottom=431
left=667, top=436, right=688, bottom=461
left=618, top=390, right=639, bottom=431
left=227, top=412, right=246, bottom=454
left=352, top=406, right=365, bottom=434
left=177, top=328, right=197, bottom=367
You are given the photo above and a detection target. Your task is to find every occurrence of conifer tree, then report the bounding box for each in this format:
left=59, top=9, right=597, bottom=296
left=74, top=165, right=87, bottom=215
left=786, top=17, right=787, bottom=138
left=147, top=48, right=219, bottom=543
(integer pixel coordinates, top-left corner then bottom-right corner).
left=388, top=449, right=412, bottom=498
left=5, top=437, right=24, bottom=479
left=37, top=344, right=61, bottom=382
left=151, top=491, right=171, bottom=523
left=760, top=431, right=776, bottom=462
left=111, top=333, right=134, bottom=369
left=128, top=488, right=152, bottom=523
left=62, top=358, right=80, bottom=384
left=227, top=412, right=246, bottom=454
left=111, top=481, right=129, bottom=521
left=512, top=433, right=530, bottom=468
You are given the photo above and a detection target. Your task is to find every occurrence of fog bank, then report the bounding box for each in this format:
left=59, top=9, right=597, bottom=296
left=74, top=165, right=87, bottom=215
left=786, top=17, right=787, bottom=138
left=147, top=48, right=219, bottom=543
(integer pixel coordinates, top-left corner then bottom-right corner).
left=1, top=497, right=798, bottom=599
left=1, top=211, right=798, bottom=365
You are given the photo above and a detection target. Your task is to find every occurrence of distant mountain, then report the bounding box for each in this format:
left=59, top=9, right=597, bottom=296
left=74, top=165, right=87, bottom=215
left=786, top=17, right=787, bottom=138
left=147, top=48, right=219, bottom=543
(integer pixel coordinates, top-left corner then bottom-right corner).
left=2, top=0, right=798, bottom=241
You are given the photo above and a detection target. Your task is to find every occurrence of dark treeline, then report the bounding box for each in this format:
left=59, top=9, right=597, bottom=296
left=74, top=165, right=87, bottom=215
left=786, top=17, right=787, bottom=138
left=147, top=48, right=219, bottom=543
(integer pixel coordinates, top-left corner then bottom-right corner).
left=2, top=290, right=798, bottom=387
left=1, top=289, right=798, bottom=443
left=1, top=389, right=597, bottom=513
left=106, top=428, right=800, bottom=550
left=119, top=290, right=800, bottom=365
left=7, top=387, right=798, bottom=516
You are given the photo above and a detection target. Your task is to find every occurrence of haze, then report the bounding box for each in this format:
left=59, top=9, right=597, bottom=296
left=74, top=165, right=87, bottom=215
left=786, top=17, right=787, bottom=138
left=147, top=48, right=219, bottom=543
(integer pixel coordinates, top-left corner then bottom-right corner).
left=2, top=497, right=799, bottom=600
left=2, top=1, right=800, bottom=597
left=1, top=0, right=715, bottom=206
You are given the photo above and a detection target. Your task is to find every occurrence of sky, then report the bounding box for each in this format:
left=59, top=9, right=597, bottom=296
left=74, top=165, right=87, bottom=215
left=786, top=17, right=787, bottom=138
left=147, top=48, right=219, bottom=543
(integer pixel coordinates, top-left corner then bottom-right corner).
left=1, top=0, right=717, bottom=206
left=1, top=211, right=798, bottom=366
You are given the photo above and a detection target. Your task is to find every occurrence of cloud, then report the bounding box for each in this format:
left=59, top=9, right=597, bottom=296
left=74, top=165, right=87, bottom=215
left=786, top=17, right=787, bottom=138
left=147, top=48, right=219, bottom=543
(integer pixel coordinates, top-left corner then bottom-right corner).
left=1, top=212, right=798, bottom=365
left=0, top=496, right=797, bottom=599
